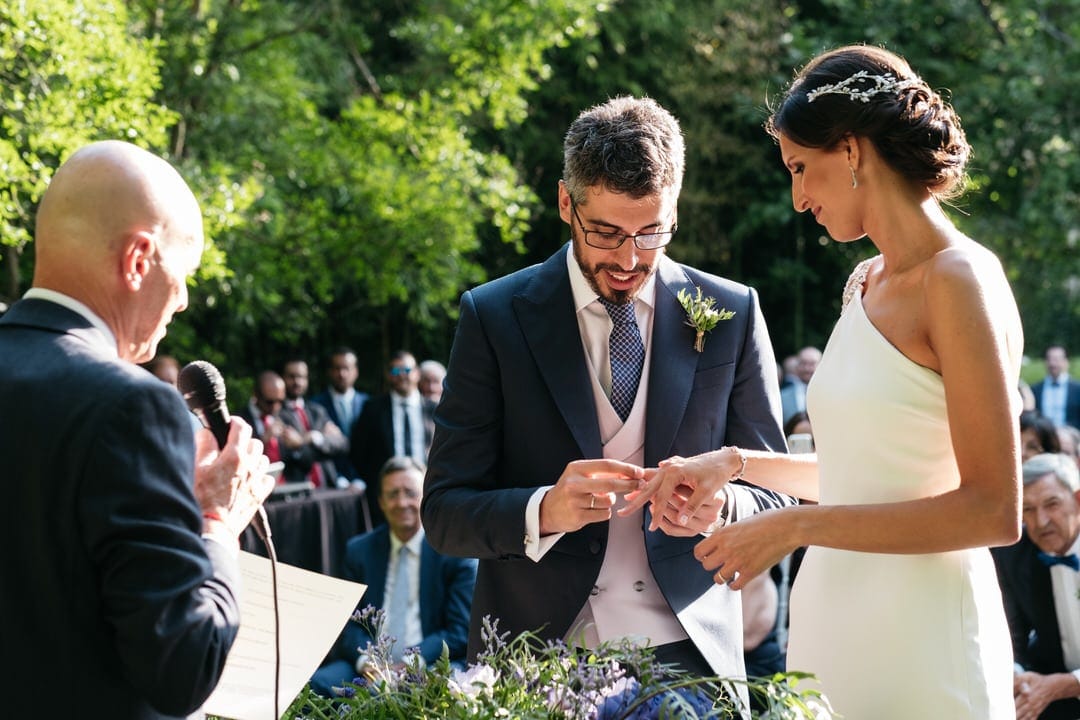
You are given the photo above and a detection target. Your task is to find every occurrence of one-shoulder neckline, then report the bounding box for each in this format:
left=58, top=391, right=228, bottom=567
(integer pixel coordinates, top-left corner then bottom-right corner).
left=847, top=267, right=943, bottom=380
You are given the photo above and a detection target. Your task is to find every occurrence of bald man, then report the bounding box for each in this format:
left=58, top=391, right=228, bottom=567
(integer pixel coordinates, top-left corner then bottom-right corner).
left=0, top=141, right=274, bottom=718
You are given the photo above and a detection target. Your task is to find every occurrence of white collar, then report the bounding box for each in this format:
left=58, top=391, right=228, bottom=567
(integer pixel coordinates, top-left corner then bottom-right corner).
left=23, top=288, right=118, bottom=358
left=565, top=243, right=658, bottom=313
left=389, top=527, right=425, bottom=555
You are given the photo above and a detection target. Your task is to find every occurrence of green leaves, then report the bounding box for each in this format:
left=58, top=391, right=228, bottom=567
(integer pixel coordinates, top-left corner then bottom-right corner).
left=677, top=287, right=735, bottom=353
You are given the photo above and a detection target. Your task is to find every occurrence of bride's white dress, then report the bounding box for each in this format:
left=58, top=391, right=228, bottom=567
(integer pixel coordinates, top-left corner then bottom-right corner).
left=785, top=259, right=1015, bottom=719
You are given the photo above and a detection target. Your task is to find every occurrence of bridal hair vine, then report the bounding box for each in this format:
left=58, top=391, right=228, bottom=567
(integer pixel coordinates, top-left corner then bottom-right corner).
left=806, top=70, right=922, bottom=104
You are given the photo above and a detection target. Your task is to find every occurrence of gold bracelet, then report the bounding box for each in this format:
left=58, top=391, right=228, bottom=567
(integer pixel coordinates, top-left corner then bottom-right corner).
left=721, top=446, right=746, bottom=481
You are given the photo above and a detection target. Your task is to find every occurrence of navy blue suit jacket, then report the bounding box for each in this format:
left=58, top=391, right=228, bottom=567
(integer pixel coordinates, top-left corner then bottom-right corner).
left=311, top=389, right=368, bottom=480
left=993, top=534, right=1080, bottom=719
left=0, top=299, right=240, bottom=718
left=422, top=247, right=791, bottom=680
left=1032, top=377, right=1080, bottom=429
left=349, top=393, right=436, bottom=524
left=330, top=525, right=477, bottom=666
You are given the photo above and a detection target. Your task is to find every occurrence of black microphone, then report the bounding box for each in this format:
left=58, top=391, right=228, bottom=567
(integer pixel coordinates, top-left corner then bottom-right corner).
left=177, top=360, right=231, bottom=449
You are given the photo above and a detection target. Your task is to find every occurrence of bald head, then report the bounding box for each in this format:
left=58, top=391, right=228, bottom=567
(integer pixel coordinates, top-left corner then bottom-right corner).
left=33, top=141, right=205, bottom=362
left=36, top=141, right=202, bottom=264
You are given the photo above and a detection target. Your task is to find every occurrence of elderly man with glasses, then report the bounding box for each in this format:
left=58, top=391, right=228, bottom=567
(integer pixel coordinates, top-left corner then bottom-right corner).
left=995, top=453, right=1080, bottom=720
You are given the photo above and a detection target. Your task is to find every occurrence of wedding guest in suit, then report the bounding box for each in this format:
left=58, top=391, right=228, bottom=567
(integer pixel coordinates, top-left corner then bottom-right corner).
left=994, top=453, right=1080, bottom=720
left=350, top=350, right=436, bottom=526
left=1033, top=345, right=1080, bottom=428
left=0, top=140, right=273, bottom=718
left=310, top=456, right=476, bottom=696
left=418, top=358, right=447, bottom=405
left=279, top=358, right=349, bottom=488
left=421, top=96, right=792, bottom=710
left=311, top=347, right=369, bottom=484
left=779, top=346, right=821, bottom=424
left=236, top=370, right=288, bottom=467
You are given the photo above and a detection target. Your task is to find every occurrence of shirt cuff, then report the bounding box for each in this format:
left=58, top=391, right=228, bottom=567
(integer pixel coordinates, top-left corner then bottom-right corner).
left=524, top=486, right=564, bottom=562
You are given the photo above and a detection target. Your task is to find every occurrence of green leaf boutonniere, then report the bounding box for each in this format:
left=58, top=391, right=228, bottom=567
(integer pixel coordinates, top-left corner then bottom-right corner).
left=677, top=286, right=735, bottom=352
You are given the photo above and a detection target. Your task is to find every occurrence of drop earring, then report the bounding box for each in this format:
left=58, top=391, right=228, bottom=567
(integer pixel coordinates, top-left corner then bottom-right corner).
left=849, top=166, right=858, bottom=189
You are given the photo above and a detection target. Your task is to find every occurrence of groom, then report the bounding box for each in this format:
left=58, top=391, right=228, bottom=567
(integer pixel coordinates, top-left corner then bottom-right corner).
left=421, top=96, right=791, bottom=700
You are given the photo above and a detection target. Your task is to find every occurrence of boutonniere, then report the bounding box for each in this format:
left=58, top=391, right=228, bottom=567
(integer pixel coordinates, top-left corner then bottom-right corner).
left=677, top=286, right=735, bottom=352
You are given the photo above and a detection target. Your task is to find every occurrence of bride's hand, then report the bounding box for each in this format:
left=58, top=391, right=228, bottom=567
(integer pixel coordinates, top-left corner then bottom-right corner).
left=620, top=449, right=738, bottom=531
left=694, top=508, right=797, bottom=590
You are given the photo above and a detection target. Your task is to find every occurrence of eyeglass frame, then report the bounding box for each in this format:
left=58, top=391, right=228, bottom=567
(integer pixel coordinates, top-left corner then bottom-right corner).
left=388, top=365, right=415, bottom=376
left=569, top=199, right=677, bottom=251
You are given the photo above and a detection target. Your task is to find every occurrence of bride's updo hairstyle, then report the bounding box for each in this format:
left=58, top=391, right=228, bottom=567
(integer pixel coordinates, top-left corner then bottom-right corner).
left=766, top=45, right=971, bottom=199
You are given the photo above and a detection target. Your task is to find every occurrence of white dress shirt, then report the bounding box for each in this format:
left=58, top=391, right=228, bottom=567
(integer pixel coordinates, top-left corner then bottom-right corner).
left=1042, top=376, right=1070, bottom=428
left=1048, top=536, right=1080, bottom=677
left=385, top=528, right=425, bottom=652
left=391, top=391, right=425, bottom=463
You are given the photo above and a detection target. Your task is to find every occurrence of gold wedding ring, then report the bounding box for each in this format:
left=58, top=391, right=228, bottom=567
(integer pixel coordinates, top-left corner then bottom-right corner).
left=589, top=495, right=596, bottom=509
left=715, top=569, right=728, bottom=585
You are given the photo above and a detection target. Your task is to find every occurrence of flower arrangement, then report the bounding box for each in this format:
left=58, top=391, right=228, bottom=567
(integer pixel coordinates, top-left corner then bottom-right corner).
left=265, top=610, right=834, bottom=720
left=677, top=287, right=735, bottom=352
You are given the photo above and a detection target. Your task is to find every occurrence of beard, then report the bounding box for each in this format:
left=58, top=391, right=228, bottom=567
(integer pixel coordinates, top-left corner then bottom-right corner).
left=572, top=241, right=656, bottom=305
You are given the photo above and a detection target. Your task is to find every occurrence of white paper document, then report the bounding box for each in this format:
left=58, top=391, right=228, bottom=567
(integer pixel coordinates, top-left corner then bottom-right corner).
left=204, top=551, right=367, bottom=720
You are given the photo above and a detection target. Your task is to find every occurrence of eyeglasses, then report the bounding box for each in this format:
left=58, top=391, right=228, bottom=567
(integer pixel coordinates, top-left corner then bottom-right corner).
left=389, top=366, right=414, bottom=376
left=382, top=487, right=420, bottom=501
left=570, top=200, right=677, bottom=250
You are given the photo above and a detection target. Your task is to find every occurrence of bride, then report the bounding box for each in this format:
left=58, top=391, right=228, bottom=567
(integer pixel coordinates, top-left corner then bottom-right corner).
left=624, top=45, right=1021, bottom=719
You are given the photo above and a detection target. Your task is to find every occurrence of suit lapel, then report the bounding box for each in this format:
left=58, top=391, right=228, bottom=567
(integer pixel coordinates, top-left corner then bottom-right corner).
left=513, top=246, right=602, bottom=458
left=644, top=257, right=698, bottom=465
left=418, top=539, right=440, bottom=634
left=366, top=527, right=391, bottom=609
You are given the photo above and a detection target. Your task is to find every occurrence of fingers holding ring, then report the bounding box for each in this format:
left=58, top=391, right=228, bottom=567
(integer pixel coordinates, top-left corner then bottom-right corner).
left=589, top=495, right=596, bottom=510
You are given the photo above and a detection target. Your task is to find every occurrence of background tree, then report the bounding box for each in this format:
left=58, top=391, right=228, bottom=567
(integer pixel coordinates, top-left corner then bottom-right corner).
left=0, top=0, right=1075, bottom=395
left=0, top=0, right=174, bottom=301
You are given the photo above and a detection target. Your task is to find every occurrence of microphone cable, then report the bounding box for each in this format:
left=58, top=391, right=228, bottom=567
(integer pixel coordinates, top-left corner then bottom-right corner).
left=251, top=506, right=281, bottom=720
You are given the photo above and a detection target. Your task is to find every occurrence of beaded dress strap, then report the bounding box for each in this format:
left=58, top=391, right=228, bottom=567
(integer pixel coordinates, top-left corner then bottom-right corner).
left=841, top=256, right=878, bottom=311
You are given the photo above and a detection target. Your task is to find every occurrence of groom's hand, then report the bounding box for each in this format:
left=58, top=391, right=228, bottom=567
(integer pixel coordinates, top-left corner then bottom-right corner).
left=539, top=459, right=644, bottom=535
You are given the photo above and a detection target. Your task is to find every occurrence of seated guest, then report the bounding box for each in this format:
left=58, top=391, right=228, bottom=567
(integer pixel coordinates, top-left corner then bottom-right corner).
left=1022, top=410, right=1063, bottom=462
left=993, top=453, right=1080, bottom=719
left=310, top=457, right=477, bottom=696
left=235, top=370, right=287, bottom=466
left=280, top=358, right=348, bottom=488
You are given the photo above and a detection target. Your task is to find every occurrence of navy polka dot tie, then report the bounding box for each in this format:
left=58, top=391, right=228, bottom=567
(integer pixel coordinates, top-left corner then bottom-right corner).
left=599, top=298, right=644, bottom=422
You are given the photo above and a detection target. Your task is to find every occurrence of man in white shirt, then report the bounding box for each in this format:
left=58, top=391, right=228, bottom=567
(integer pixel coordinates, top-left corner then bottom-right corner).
left=422, top=97, right=792, bottom=713
left=994, top=453, right=1080, bottom=720
left=309, top=457, right=476, bottom=695
left=350, top=351, right=436, bottom=526
left=1033, top=345, right=1080, bottom=428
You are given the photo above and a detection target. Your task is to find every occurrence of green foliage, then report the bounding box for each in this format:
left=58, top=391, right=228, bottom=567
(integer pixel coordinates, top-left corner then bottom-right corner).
left=248, top=614, right=835, bottom=719
left=1, top=0, right=1076, bottom=384
left=0, top=0, right=173, bottom=296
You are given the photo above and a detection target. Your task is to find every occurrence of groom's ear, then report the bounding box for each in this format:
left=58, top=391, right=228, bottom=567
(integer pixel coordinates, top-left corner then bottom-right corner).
left=557, top=181, right=573, bottom=226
